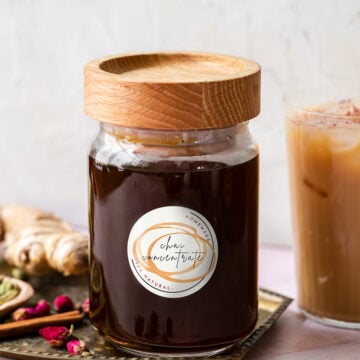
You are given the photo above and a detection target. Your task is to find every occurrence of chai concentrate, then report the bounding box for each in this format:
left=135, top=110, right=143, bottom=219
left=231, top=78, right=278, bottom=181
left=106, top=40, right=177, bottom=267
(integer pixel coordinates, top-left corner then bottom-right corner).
left=89, top=156, right=259, bottom=351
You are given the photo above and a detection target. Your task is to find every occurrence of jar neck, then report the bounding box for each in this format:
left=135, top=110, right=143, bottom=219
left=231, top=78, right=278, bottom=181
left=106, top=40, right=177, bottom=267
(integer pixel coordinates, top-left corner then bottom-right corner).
left=100, top=123, right=249, bottom=147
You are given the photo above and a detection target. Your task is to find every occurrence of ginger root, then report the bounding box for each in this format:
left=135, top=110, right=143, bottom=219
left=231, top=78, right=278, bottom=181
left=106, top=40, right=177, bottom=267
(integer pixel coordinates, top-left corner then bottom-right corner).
left=0, top=205, right=88, bottom=276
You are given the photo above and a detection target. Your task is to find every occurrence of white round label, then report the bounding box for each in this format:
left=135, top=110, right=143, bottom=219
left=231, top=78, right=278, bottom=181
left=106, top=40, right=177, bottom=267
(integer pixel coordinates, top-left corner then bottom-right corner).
left=127, top=206, right=218, bottom=298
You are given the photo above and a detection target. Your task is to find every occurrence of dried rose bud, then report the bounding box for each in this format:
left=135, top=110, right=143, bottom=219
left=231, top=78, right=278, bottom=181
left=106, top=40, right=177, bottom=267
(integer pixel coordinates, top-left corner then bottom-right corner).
left=82, top=298, right=90, bottom=315
left=67, top=339, right=89, bottom=356
left=36, top=299, right=51, bottom=316
left=13, top=307, right=36, bottom=321
left=12, top=299, right=51, bottom=321
left=39, top=325, right=73, bottom=347
left=54, top=294, right=75, bottom=313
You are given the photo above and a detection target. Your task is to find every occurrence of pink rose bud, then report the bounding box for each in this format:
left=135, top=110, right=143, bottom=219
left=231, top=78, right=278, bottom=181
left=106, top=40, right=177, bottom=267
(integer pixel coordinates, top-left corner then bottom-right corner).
left=54, top=294, right=75, bottom=313
left=12, top=307, right=34, bottom=321
left=36, top=299, right=51, bottom=316
left=82, top=298, right=90, bottom=315
left=39, top=325, right=73, bottom=347
left=12, top=299, right=51, bottom=321
left=67, top=339, right=89, bottom=356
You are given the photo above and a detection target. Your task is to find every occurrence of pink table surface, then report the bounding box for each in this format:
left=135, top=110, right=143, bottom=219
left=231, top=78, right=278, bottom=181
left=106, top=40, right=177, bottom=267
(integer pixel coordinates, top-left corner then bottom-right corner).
left=246, top=245, right=360, bottom=360
left=1, top=245, right=360, bottom=360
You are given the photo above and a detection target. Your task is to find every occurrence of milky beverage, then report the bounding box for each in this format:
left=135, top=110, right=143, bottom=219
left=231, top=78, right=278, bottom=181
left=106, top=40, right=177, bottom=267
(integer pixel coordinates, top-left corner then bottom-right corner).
left=286, top=99, right=360, bottom=325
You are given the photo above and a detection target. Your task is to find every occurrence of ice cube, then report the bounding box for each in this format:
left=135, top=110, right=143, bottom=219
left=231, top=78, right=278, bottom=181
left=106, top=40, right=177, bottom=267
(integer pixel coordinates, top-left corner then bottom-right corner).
left=328, top=126, right=360, bottom=151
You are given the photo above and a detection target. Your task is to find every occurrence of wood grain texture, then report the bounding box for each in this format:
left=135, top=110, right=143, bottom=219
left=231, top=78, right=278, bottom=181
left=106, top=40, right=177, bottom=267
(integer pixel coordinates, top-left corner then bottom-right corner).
left=84, top=52, right=261, bottom=130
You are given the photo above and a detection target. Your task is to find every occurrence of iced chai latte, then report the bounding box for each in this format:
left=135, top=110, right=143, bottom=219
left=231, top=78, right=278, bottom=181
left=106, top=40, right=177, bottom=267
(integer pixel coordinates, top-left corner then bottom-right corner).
left=286, top=96, right=360, bottom=328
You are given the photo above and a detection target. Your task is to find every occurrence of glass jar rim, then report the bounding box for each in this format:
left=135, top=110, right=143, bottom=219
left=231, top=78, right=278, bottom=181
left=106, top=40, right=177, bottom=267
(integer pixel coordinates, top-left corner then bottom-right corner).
left=283, top=86, right=360, bottom=120
left=101, top=122, right=249, bottom=147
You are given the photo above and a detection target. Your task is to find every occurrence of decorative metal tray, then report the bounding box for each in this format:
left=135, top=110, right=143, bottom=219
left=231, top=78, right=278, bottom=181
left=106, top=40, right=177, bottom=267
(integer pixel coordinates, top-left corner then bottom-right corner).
left=0, top=261, right=292, bottom=360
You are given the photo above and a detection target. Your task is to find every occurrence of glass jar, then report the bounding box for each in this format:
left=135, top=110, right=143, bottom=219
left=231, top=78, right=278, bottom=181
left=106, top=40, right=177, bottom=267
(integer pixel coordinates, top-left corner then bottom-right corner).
left=85, top=52, right=261, bottom=357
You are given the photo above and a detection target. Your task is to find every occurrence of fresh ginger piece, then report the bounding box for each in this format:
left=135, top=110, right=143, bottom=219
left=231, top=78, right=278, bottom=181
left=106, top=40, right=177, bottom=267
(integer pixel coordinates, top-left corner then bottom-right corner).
left=0, top=205, right=88, bottom=276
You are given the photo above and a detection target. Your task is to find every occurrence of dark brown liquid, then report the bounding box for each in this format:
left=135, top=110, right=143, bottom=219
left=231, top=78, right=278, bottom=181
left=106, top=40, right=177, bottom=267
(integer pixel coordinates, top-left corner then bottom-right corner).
left=89, top=155, right=258, bottom=353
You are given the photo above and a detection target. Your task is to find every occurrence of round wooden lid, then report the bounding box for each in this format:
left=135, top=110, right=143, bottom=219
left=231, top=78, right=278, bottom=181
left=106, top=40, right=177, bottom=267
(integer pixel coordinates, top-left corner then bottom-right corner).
left=84, top=52, right=261, bottom=130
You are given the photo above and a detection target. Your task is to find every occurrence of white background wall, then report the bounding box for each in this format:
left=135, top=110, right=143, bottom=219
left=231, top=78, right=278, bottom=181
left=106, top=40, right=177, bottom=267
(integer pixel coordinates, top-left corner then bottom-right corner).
left=0, top=0, right=359, bottom=244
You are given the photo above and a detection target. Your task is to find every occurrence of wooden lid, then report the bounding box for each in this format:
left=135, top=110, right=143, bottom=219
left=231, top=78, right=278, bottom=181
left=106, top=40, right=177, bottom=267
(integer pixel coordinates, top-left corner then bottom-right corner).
left=84, top=52, right=261, bottom=130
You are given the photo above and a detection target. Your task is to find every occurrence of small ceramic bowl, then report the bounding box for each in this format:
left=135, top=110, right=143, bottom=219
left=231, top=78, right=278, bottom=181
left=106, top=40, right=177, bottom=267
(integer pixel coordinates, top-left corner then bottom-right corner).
left=0, top=276, right=34, bottom=317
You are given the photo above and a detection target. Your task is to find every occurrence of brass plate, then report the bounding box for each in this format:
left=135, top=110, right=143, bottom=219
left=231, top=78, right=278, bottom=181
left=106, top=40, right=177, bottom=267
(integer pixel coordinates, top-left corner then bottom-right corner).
left=0, top=261, right=292, bottom=360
